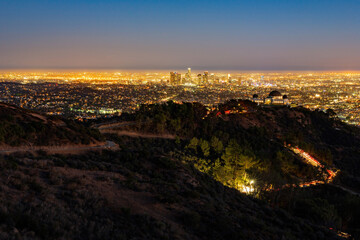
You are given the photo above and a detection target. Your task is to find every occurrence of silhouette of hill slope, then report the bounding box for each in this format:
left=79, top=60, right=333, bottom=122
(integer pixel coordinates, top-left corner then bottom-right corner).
left=0, top=103, right=103, bottom=146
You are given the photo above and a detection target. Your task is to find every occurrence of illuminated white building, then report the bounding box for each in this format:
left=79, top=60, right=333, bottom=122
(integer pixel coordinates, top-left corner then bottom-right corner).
left=253, top=91, right=290, bottom=105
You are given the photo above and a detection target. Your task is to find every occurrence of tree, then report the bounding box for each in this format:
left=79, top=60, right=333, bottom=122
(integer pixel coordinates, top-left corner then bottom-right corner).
left=221, top=139, right=258, bottom=188
left=221, top=139, right=245, bottom=187
left=169, top=118, right=182, bottom=133
left=210, top=136, right=223, bottom=154
left=154, top=113, right=167, bottom=133
left=187, top=137, right=199, bottom=153
left=199, top=139, right=210, bottom=157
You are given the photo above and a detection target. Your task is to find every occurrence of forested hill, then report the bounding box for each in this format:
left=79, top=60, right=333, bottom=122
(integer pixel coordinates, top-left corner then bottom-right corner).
left=0, top=102, right=103, bottom=146
left=123, top=100, right=360, bottom=177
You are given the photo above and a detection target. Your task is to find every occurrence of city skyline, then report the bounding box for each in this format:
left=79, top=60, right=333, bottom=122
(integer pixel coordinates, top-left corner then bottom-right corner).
left=1, top=0, right=360, bottom=70
left=1, top=70, right=359, bottom=126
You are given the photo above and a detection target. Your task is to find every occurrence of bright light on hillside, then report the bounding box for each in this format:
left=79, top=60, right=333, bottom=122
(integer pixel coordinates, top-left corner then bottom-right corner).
left=239, top=179, right=256, bottom=194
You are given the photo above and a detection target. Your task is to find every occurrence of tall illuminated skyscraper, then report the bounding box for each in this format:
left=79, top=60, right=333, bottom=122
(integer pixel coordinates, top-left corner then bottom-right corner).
left=197, top=74, right=202, bottom=85
left=170, top=72, right=175, bottom=84
left=185, top=67, right=192, bottom=83
left=175, top=72, right=181, bottom=84
left=210, top=73, right=215, bottom=83
left=203, top=71, right=209, bottom=84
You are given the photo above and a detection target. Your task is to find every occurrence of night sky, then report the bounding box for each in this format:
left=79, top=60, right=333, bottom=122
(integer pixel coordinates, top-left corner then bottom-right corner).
left=1, top=0, right=359, bottom=70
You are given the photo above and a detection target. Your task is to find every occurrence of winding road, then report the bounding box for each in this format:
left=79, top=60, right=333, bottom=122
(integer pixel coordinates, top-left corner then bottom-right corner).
left=282, top=145, right=360, bottom=197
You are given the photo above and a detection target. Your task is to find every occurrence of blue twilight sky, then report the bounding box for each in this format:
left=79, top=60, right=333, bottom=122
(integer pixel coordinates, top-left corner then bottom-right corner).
left=0, top=0, right=360, bottom=70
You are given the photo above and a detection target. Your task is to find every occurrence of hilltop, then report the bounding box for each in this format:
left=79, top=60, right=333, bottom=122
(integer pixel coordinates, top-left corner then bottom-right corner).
left=0, top=102, right=103, bottom=147
left=115, top=100, right=360, bottom=178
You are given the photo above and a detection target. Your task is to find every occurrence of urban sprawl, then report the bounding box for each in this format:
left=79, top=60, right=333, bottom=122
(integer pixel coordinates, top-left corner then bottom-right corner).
left=0, top=69, right=359, bottom=125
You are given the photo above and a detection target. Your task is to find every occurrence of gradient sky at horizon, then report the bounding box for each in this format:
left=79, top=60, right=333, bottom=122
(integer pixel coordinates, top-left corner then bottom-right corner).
left=1, top=0, right=360, bottom=70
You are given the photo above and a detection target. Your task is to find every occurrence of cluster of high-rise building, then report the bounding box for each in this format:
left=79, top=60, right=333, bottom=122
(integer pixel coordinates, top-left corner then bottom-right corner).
left=170, top=68, right=218, bottom=85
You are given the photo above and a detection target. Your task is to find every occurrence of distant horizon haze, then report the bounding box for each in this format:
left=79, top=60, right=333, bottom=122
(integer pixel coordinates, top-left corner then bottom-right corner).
left=1, top=67, right=360, bottom=73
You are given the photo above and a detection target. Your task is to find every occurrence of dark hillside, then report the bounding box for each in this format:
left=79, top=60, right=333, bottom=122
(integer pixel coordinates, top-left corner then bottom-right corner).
left=1, top=101, right=359, bottom=239
left=0, top=137, right=343, bottom=240
left=0, top=103, right=103, bottom=146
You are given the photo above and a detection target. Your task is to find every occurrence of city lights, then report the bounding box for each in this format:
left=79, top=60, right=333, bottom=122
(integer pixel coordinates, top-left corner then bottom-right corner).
left=0, top=70, right=359, bottom=125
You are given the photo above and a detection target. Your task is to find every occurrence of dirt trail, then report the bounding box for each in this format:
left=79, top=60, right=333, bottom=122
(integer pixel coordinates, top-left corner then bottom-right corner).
left=101, top=130, right=176, bottom=139
left=0, top=141, right=118, bottom=155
